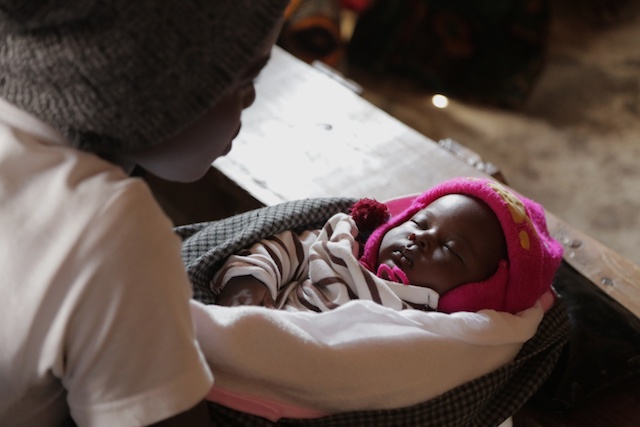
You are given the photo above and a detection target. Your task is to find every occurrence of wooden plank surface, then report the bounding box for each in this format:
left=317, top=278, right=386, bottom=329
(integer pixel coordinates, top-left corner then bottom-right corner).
left=213, top=46, right=487, bottom=205
left=546, top=211, right=640, bottom=319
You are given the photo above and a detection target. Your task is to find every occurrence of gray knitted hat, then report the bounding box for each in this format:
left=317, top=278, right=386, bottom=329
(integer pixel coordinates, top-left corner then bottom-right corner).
left=0, top=0, right=290, bottom=153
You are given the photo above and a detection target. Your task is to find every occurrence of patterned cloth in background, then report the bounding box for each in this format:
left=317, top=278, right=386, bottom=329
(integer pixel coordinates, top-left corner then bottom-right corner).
left=279, top=0, right=344, bottom=66
left=347, top=0, right=551, bottom=108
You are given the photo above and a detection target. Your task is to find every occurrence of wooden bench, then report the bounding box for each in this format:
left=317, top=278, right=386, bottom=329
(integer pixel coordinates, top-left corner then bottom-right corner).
left=144, top=46, right=640, bottom=427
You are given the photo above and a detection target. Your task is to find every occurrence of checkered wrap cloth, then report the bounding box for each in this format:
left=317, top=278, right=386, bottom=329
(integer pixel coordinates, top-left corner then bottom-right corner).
left=176, top=198, right=570, bottom=427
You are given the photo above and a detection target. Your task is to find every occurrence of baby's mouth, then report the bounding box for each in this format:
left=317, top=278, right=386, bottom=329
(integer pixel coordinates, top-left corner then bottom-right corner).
left=394, top=249, right=413, bottom=267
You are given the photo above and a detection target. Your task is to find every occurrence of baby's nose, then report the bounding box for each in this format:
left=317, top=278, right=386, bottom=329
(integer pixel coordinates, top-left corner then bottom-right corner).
left=408, top=231, right=432, bottom=249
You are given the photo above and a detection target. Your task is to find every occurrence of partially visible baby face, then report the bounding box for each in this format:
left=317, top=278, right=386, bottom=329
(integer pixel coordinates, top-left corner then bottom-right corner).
left=377, top=194, right=507, bottom=295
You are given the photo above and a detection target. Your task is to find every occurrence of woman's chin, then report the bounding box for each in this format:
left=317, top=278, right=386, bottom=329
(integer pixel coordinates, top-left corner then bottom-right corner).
left=220, top=127, right=241, bottom=156
left=222, top=141, right=233, bottom=155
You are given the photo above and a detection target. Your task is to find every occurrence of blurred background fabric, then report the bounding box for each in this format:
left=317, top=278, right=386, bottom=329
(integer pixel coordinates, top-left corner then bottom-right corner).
left=346, top=0, right=551, bottom=108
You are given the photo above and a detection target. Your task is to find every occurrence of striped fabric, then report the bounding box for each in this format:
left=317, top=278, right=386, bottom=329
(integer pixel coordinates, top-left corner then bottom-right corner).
left=210, top=213, right=438, bottom=311
left=177, top=198, right=357, bottom=304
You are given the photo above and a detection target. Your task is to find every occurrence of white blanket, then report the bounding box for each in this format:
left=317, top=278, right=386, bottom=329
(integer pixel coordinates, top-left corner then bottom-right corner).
left=190, top=297, right=545, bottom=417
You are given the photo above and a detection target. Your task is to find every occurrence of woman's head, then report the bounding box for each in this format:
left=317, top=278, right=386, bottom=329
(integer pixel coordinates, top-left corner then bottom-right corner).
left=358, top=177, right=564, bottom=314
left=0, top=0, right=289, bottom=180
left=121, top=13, right=284, bottom=182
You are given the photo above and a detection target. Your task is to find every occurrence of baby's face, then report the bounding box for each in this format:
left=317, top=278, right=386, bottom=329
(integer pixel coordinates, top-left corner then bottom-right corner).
left=377, top=194, right=507, bottom=295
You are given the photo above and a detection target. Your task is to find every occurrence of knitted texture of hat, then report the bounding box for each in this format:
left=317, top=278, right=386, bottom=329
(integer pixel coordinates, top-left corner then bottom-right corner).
left=359, top=177, right=564, bottom=314
left=0, top=0, right=289, bottom=153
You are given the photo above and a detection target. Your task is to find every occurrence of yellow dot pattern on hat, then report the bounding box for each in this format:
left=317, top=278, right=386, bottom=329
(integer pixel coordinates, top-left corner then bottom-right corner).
left=519, top=230, right=531, bottom=250
left=485, top=181, right=538, bottom=250
left=488, top=182, right=526, bottom=222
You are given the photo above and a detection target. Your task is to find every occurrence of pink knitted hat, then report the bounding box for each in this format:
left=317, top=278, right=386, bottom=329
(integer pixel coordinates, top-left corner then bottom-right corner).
left=357, top=177, right=564, bottom=314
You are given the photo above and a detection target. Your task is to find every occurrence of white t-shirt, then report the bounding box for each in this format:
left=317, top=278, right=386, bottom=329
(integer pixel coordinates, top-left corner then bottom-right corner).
left=0, top=100, right=213, bottom=427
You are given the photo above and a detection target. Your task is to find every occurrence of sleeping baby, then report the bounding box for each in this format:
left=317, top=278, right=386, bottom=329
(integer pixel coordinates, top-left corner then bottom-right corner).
left=195, top=177, right=564, bottom=421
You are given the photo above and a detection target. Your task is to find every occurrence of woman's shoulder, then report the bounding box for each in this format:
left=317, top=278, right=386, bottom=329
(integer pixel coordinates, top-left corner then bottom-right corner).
left=1, top=125, right=172, bottom=265
left=4, top=126, right=158, bottom=218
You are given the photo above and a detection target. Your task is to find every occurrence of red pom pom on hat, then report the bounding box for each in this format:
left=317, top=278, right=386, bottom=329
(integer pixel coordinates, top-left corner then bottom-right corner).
left=349, top=198, right=390, bottom=232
